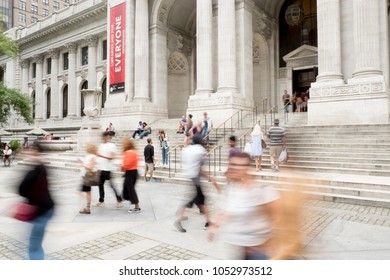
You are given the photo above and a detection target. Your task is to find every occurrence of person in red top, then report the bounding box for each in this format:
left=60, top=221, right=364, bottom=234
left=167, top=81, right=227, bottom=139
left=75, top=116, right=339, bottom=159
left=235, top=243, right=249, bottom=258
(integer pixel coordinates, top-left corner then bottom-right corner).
left=121, top=137, right=141, bottom=212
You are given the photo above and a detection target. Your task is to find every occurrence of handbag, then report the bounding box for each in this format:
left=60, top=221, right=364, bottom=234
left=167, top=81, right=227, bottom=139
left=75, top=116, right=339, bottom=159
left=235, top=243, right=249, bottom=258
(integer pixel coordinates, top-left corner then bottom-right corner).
left=244, top=142, right=251, bottom=154
left=261, top=139, right=267, bottom=149
left=278, top=148, right=288, bottom=163
left=11, top=202, right=38, bottom=222
left=83, top=170, right=100, bottom=186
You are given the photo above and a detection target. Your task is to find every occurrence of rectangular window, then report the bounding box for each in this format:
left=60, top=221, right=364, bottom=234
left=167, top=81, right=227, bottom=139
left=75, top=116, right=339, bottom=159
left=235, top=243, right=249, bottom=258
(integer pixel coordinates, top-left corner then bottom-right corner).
left=102, top=40, right=107, bottom=61
left=32, top=63, right=36, bottom=78
left=81, top=46, right=88, bottom=66
left=19, top=1, right=26, bottom=11
left=47, top=58, right=52, bottom=75
left=43, top=8, right=49, bottom=17
left=18, top=12, right=26, bottom=23
left=31, top=16, right=38, bottom=24
left=43, top=0, right=49, bottom=5
left=53, top=1, right=60, bottom=9
left=31, top=5, right=38, bottom=14
left=63, top=52, right=69, bottom=70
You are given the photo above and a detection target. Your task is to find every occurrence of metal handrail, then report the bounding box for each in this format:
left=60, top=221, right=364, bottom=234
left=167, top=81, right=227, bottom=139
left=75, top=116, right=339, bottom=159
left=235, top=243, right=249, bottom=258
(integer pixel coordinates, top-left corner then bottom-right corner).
left=167, top=143, right=185, bottom=178
left=202, top=109, right=243, bottom=147
left=207, top=144, right=223, bottom=181
left=238, top=106, right=275, bottom=150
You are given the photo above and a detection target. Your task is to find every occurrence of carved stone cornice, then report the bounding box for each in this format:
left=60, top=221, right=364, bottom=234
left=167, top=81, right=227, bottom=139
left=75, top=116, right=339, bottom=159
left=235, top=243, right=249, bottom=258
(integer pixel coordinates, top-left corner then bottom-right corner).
left=16, top=2, right=107, bottom=46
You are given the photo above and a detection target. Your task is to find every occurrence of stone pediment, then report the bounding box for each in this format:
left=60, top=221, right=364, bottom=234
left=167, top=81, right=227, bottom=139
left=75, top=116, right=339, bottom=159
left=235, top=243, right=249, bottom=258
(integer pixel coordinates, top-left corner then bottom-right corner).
left=283, top=44, right=318, bottom=62
left=283, top=44, right=318, bottom=68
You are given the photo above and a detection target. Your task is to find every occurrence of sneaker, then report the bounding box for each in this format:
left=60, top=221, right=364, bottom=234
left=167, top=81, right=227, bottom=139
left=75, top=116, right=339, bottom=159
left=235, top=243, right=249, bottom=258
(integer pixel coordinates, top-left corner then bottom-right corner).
left=204, top=222, right=212, bottom=230
left=79, top=208, right=91, bottom=214
left=174, top=221, right=186, bottom=233
left=128, top=208, right=141, bottom=213
left=94, top=202, right=105, bottom=207
left=151, top=178, right=157, bottom=182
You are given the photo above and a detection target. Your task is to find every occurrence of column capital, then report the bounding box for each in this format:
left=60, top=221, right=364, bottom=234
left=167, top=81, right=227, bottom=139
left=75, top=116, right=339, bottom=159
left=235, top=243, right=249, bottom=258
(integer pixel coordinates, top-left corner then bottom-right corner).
left=32, top=54, right=44, bottom=64
left=47, top=48, right=60, bottom=59
left=65, top=42, right=77, bottom=53
left=236, top=0, right=255, bottom=10
left=85, top=35, right=99, bottom=47
left=19, top=59, right=29, bottom=68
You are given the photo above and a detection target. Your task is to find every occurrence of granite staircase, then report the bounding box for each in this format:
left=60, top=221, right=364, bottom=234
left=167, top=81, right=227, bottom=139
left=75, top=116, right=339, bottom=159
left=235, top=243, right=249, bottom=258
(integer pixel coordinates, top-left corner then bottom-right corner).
left=17, top=112, right=390, bottom=207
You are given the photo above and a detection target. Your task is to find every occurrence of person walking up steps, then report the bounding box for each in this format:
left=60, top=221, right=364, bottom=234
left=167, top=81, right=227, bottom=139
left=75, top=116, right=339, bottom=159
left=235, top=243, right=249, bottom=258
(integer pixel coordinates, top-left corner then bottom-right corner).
left=267, top=119, right=286, bottom=172
left=95, top=132, right=123, bottom=207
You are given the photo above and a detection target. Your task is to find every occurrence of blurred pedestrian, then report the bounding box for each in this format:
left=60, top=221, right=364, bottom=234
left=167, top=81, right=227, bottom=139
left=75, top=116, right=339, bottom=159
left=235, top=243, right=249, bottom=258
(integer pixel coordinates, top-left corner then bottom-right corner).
left=95, top=132, right=123, bottom=207
left=121, top=137, right=141, bottom=212
left=208, top=152, right=280, bottom=260
left=78, top=143, right=99, bottom=214
left=18, top=144, right=55, bottom=260
left=144, top=138, right=156, bottom=182
left=249, top=124, right=263, bottom=171
left=174, top=136, right=220, bottom=233
left=201, top=112, right=212, bottom=139
left=228, top=135, right=241, bottom=160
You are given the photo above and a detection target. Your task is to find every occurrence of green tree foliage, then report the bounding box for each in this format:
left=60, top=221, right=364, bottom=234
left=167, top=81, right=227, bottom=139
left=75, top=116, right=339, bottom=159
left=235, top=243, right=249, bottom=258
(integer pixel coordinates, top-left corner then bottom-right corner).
left=0, top=82, right=33, bottom=125
left=0, top=31, right=18, bottom=57
left=0, top=26, right=32, bottom=125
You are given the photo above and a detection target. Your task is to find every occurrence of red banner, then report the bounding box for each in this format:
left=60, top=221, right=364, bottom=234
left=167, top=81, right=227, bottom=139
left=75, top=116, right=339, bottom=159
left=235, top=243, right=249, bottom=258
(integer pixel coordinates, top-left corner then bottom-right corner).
left=109, top=2, right=126, bottom=93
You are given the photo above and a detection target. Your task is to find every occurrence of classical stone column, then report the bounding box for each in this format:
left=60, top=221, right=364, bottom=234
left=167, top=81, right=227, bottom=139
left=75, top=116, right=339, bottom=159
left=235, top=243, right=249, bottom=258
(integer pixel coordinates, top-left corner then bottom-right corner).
left=126, top=0, right=135, bottom=102
left=134, top=0, right=149, bottom=100
left=33, top=54, right=44, bottom=120
left=316, top=0, right=343, bottom=82
left=19, top=59, right=29, bottom=95
left=150, top=25, right=168, bottom=108
left=196, top=0, right=213, bottom=94
left=65, top=42, right=77, bottom=117
left=236, top=0, right=254, bottom=101
left=48, top=49, right=60, bottom=118
left=217, top=0, right=237, bottom=92
left=352, top=0, right=382, bottom=78
left=86, top=35, right=98, bottom=89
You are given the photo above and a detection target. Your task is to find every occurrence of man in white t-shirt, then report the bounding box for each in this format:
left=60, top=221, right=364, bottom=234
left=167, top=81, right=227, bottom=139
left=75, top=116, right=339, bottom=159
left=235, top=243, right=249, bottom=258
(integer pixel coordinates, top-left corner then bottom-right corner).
left=95, top=132, right=122, bottom=207
left=173, top=136, right=220, bottom=233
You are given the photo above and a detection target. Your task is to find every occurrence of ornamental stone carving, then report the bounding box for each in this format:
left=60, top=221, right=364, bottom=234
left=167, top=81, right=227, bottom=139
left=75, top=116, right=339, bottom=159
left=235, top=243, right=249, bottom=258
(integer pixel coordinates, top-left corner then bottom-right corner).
left=168, top=51, right=188, bottom=74
left=255, top=12, right=272, bottom=40
left=176, top=35, right=184, bottom=52
left=19, top=59, right=29, bottom=68
left=310, top=82, right=386, bottom=98
left=85, top=35, right=99, bottom=47
left=32, top=54, right=44, bottom=64
left=65, top=42, right=77, bottom=53
left=48, top=48, right=60, bottom=59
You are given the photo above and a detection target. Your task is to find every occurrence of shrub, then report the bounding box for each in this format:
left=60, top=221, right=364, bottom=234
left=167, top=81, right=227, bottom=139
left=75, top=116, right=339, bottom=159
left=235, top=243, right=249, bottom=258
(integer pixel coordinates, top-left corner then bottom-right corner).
left=8, top=139, right=22, bottom=152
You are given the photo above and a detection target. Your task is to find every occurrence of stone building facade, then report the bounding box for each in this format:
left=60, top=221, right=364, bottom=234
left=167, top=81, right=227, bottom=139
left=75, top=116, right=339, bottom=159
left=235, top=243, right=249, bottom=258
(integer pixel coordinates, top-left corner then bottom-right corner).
left=0, top=0, right=389, bottom=131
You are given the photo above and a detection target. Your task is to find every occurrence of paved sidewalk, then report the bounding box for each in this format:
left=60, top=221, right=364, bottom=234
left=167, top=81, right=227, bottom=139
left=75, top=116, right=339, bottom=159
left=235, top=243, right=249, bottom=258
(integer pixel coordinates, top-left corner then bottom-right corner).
left=2, top=164, right=390, bottom=260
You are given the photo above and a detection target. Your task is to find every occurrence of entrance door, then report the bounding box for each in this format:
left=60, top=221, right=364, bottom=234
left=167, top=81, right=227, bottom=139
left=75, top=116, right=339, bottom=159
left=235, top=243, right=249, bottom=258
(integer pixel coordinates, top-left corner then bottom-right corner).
left=292, top=67, right=317, bottom=95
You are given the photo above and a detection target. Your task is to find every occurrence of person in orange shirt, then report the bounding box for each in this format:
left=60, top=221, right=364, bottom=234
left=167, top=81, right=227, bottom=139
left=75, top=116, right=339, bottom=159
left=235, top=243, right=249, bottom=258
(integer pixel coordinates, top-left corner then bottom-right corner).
left=121, top=137, right=141, bottom=212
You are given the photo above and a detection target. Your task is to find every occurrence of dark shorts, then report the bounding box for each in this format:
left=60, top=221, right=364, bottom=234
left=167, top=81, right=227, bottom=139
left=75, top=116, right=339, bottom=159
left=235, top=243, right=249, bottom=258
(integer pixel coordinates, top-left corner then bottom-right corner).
left=80, top=185, right=91, bottom=192
left=185, top=177, right=205, bottom=208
